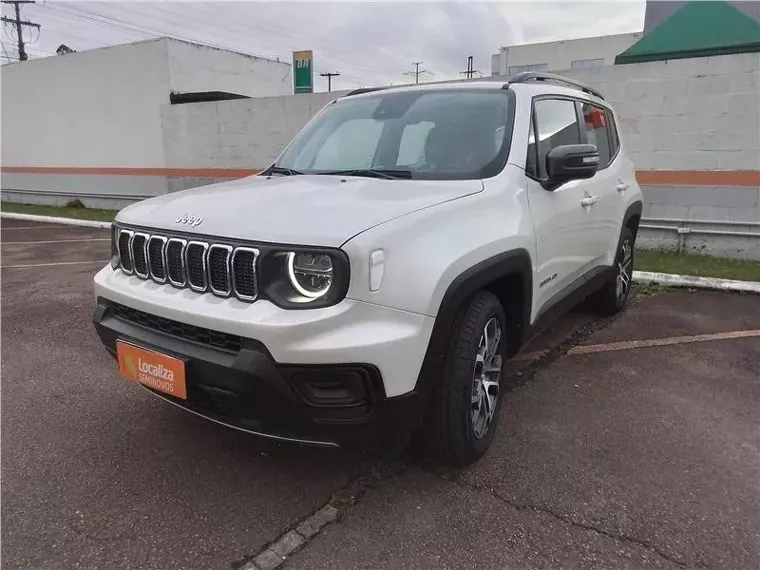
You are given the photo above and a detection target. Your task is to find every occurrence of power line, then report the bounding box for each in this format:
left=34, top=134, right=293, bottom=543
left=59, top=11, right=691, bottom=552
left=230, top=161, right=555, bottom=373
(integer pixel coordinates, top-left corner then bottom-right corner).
left=1, top=39, right=14, bottom=61
left=1, top=0, right=40, bottom=61
left=74, top=1, right=389, bottom=85
left=141, top=2, right=385, bottom=84
left=203, top=2, right=403, bottom=77
left=319, top=71, right=340, bottom=92
left=28, top=4, right=135, bottom=47
left=34, top=2, right=390, bottom=88
left=37, top=3, right=155, bottom=40
left=459, top=55, right=481, bottom=80
left=403, top=61, right=431, bottom=85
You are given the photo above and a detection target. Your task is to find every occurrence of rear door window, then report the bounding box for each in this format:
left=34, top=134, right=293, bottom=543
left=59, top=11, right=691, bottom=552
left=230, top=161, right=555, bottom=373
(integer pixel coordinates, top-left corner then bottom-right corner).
left=580, top=103, right=612, bottom=168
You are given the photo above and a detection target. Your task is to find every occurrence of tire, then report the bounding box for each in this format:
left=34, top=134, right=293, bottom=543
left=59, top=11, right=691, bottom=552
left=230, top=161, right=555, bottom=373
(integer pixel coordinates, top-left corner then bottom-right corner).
left=590, top=226, right=635, bottom=316
left=423, top=291, right=507, bottom=465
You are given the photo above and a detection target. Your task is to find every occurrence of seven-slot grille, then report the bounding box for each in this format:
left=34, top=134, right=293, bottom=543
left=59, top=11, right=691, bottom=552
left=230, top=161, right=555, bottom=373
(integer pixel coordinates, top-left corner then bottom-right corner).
left=115, top=228, right=258, bottom=302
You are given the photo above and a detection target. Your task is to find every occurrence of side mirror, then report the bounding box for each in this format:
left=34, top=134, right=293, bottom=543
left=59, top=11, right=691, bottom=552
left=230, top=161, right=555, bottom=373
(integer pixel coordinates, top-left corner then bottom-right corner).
left=544, top=144, right=599, bottom=190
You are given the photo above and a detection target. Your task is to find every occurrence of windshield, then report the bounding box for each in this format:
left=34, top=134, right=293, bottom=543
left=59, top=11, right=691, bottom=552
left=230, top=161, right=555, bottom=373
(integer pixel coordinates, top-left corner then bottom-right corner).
left=273, top=89, right=515, bottom=180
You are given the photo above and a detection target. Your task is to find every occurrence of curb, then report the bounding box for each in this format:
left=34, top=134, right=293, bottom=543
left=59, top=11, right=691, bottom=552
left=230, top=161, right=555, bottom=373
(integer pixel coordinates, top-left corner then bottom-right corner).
left=1, top=212, right=111, bottom=229
left=633, top=270, right=760, bottom=294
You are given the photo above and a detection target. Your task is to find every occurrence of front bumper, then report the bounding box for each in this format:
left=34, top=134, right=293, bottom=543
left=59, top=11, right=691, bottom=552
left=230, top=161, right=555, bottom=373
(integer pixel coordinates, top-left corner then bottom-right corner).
left=94, top=298, right=421, bottom=447
left=93, top=266, right=434, bottom=398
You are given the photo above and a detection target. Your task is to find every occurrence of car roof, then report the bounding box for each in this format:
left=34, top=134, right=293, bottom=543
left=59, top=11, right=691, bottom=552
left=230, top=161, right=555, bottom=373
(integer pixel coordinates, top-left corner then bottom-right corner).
left=342, top=78, right=608, bottom=107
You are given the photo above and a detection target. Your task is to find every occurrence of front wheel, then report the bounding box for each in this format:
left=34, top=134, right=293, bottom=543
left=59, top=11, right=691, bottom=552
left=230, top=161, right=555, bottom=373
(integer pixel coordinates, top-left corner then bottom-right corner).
left=423, top=291, right=507, bottom=465
left=590, top=227, right=635, bottom=316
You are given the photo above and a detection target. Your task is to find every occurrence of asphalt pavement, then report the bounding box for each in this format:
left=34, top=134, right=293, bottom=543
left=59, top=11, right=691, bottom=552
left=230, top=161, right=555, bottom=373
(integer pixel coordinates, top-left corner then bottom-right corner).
left=2, top=218, right=758, bottom=570
left=288, top=291, right=760, bottom=570
left=1, top=219, right=370, bottom=569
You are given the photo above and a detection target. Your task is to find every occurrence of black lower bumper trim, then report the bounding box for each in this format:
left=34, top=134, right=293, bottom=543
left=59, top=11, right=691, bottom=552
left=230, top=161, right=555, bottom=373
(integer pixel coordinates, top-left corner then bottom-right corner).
left=93, top=298, right=419, bottom=447
left=142, top=386, right=341, bottom=447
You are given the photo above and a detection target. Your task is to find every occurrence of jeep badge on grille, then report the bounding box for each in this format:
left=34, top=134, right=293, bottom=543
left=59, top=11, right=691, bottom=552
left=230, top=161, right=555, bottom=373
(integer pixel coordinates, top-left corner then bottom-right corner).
left=175, top=214, right=203, bottom=227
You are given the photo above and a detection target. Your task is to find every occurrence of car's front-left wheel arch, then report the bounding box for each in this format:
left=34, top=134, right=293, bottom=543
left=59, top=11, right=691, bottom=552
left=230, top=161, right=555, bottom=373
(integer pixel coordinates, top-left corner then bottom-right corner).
left=623, top=200, right=643, bottom=240
left=409, top=250, right=532, bottom=444
left=421, top=290, right=508, bottom=464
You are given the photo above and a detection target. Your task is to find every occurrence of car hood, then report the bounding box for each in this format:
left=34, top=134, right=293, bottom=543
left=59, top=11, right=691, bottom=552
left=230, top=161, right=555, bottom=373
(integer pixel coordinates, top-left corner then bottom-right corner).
left=115, top=174, right=483, bottom=247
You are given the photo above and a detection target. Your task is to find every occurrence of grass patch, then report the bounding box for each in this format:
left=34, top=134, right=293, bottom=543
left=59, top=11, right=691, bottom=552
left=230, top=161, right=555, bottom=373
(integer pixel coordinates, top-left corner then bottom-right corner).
left=1, top=202, right=118, bottom=222
left=635, top=250, right=760, bottom=282
left=634, top=281, right=668, bottom=297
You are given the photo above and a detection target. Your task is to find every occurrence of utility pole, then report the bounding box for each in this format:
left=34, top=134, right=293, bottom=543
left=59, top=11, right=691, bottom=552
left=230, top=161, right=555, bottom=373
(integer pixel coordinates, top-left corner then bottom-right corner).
left=1, top=0, right=40, bottom=61
left=403, top=61, right=430, bottom=85
left=459, top=56, right=480, bottom=80
left=319, top=71, right=340, bottom=92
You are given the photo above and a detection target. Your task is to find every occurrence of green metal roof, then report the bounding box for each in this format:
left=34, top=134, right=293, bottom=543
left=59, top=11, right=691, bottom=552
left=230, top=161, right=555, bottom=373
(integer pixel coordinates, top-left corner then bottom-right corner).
left=616, top=1, right=760, bottom=64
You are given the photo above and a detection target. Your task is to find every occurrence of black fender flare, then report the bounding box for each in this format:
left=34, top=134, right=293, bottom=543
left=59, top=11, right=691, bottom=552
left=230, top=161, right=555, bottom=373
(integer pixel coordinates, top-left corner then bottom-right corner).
left=623, top=201, right=643, bottom=236
left=405, top=249, right=533, bottom=424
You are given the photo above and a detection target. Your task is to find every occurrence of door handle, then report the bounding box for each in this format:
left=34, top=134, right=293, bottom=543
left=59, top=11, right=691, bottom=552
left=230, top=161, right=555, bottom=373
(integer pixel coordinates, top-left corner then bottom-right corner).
left=615, top=182, right=629, bottom=192
left=580, top=195, right=599, bottom=207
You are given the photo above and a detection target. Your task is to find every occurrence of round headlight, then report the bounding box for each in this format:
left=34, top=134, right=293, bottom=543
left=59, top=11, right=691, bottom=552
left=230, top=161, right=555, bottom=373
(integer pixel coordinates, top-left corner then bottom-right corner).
left=287, top=252, right=333, bottom=299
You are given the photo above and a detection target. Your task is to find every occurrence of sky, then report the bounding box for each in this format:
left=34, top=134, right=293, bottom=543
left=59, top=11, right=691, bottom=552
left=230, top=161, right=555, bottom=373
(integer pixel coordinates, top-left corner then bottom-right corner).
left=1, top=1, right=646, bottom=91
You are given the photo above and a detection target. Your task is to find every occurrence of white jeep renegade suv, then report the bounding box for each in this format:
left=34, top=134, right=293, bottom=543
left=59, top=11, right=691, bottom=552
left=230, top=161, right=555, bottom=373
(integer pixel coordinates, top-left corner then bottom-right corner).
left=94, top=73, right=642, bottom=465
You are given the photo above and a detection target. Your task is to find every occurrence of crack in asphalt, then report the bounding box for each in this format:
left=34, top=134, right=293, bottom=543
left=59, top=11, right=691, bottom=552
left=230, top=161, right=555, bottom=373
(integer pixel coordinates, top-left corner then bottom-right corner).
left=239, top=293, right=663, bottom=569
left=433, top=471, right=689, bottom=569
left=231, top=459, right=409, bottom=569
left=419, top=293, right=692, bottom=569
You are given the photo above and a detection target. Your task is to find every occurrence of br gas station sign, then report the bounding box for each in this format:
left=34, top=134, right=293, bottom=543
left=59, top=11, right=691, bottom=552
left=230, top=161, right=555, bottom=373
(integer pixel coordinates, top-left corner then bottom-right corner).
left=293, top=50, right=314, bottom=94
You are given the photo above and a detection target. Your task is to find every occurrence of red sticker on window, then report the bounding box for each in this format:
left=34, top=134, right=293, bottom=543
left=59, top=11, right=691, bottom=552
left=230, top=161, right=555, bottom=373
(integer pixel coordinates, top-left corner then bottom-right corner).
left=585, top=108, right=606, bottom=128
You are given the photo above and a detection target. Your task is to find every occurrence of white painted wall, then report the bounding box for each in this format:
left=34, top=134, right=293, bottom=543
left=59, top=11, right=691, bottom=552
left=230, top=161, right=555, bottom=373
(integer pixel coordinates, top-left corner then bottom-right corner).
left=162, top=53, right=759, bottom=173
left=560, top=53, right=760, bottom=171
left=160, top=53, right=760, bottom=227
left=0, top=37, right=294, bottom=171
left=1, top=38, right=170, bottom=168
left=166, top=39, right=291, bottom=97
left=161, top=90, right=346, bottom=169
left=492, top=33, right=643, bottom=75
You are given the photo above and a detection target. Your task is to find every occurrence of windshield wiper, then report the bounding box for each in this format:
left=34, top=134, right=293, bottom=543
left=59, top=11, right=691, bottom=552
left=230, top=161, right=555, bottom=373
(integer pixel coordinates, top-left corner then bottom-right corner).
left=266, top=166, right=304, bottom=176
left=317, top=169, right=413, bottom=180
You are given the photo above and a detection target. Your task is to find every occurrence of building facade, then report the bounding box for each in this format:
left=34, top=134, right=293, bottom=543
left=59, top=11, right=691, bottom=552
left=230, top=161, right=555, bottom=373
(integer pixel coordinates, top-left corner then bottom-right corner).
left=490, top=33, right=642, bottom=76
left=1, top=37, right=291, bottom=207
left=490, top=1, right=760, bottom=76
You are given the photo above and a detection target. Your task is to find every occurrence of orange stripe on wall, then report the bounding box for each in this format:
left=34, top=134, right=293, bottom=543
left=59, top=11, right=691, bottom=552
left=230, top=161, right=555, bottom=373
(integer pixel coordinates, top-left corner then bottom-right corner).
left=2, top=166, right=759, bottom=186
left=1, top=166, right=261, bottom=177
left=635, top=170, right=760, bottom=187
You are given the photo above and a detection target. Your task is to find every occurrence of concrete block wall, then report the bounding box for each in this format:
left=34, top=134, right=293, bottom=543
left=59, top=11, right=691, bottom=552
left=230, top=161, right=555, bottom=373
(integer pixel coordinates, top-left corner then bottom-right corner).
left=160, top=53, right=759, bottom=181
left=562, top=54, right=759, bottom=173
left=161, top=53, right=759, bottom=223
left=156, top=53, right=758, bottom=259
left=161, top=90, right=346, bottom=192
left=563, top=54, right=760, bottom=228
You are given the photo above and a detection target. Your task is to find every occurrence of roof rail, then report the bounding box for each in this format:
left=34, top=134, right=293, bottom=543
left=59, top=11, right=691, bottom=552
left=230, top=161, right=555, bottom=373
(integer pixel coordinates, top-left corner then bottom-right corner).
left=342, top=86, right=388, bottom=98
left=507, top=71, right=604, bottom=100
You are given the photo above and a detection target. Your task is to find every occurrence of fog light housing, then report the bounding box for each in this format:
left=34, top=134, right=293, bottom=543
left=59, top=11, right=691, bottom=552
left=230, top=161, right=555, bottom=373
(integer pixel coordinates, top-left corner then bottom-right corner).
left=285, top=365, right=377, bottom=423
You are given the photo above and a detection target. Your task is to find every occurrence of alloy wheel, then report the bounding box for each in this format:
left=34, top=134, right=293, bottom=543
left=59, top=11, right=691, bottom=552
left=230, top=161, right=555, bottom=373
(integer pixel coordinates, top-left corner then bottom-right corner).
left=616, top=238, right=633, bottom=301
left=471, top=317, right=502, bottom=439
